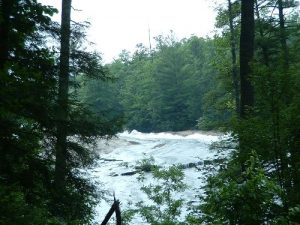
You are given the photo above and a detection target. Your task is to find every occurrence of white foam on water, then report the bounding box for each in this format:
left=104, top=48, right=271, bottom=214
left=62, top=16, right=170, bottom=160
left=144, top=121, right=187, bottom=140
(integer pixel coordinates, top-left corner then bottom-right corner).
left=92, top=130, right=226, bottom=224
left=118, top=130, right=220, bottom=143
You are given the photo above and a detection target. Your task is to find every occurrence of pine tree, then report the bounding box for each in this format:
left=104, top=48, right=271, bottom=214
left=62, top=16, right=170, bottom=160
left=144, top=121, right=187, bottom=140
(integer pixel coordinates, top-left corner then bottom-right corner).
left=54, top=0, right=72, bottom=192
left=239, top=0, right=255, bottom=118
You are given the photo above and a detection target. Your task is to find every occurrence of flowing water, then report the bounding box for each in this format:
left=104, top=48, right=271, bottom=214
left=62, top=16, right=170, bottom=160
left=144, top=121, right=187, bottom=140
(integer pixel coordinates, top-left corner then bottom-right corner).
left=91, top=130, right=226, bottom=224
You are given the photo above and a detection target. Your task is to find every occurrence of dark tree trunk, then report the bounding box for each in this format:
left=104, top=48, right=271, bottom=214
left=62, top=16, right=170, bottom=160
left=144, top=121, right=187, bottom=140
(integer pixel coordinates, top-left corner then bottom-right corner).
left=228, top=0, right=240, bottom=114
left=278, top=0, right=289, bottom=69
left=239, top=0, right=255, bottom=118
left=255, top=0, right=269, bottom=66
left=254, top=0, right=284, bottom=194
left=0, top=0, right=12, bottom=70
left=101, top=199, right=122, bottom=225
left=115, top=201, right=122, bottom=225
left=54, top=0, right=72, bottom=190
left=278, top=0, right=293, bottom=210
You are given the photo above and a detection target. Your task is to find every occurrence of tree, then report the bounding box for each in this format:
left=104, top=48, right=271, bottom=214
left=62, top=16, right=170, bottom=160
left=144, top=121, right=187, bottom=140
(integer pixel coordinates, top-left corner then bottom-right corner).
left=278, top=0, right=289, bottom=69
left=228, top=0, right=240, bottom=114
left=239, top=0, right=255, bottom=118
left=0, top=1, right=62, bottom=224
left=50, top=1, right=123, bottom=222
left=109, top=34, right=228, bottom=132
left=77, top=73, right=124, bottom=134
left=1, top=0, right=122, bottom=223
left=197, top=152, right=283, bottom=225
left=198, top=0, right=300, bottom=223
left=152, top=35, right=190, bottom=131
left=54, top=0, right=72, bottom=191
left=254, top=0, right=270, bottom=66
left=0, top=0, right=11, bottom=69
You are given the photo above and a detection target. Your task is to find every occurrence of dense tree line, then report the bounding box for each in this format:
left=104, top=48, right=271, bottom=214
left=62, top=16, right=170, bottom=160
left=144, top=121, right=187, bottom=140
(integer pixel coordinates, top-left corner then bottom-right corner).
left=81, top=34, right=233, bottom=132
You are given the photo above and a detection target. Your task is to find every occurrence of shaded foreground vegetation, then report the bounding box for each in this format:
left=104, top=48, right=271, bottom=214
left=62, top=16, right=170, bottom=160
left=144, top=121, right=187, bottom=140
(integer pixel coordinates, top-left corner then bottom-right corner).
left=1, top=0, right=300, bottom=224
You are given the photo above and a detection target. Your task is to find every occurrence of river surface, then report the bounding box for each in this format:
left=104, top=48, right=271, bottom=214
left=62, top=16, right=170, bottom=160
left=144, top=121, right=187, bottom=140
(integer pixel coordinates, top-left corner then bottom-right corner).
left=90, top=130, right=226, bottom=224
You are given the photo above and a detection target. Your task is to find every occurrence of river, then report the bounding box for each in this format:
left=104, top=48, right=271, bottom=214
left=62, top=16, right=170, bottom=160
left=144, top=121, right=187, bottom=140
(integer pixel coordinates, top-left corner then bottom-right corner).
left=90, top=130, right=227, bottom=224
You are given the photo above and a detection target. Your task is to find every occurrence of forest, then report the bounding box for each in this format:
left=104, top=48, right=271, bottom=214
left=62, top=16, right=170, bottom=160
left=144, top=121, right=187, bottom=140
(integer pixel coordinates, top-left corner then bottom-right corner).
left=1, top=0, right=300, bottom=224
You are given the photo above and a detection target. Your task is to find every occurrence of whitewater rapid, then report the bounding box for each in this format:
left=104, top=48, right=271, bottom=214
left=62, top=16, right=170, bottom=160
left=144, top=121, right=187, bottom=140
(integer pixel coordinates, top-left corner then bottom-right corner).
left=91, top=130, right=225, bottom=224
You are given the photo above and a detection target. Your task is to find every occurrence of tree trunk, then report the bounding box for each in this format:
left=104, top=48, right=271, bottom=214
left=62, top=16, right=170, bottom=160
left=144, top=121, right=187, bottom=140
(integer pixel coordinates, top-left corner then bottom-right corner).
left=239, top=0, right=255, bottom=118
left=227, top=0, right=240, bottom=114
left=278, top=0, right=294, bottom=211
left=278, top=0, right=289, bottom=69
left=0, top=0, right=11, bottom=70
left=101, top=199, right=122, bottom=225
left=115, top=201, right=122, bottom=225
left=54, top=0, right=72, bottom=190
left=254, top=0, right=269, bottom=66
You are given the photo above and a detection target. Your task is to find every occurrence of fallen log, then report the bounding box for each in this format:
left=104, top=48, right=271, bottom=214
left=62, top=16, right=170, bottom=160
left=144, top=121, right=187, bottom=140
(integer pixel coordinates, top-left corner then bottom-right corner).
left=101, top=197, right=121, bottom=225
left=121, top=170, right=139, bottom=176
left=100, top=158, right=123, bottom=162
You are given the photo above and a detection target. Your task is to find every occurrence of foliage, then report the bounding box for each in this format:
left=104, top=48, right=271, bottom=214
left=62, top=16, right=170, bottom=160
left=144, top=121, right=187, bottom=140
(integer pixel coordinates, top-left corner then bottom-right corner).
left=124, top=165, right=187, bottom=225
left=77, top=75, right=124, bottom=126
left=0, top=0, right=58, bottom=223
left=135, top=156, right=158, bottom=172
left=102, top=34, right=232, bottom=132
left=0, top=1, right=122, bottom=224
left=190, top=1, right=300, bottom=224
left=190, top=152, right=283, bottom=225
left=2, top=0, right=300, bottom=224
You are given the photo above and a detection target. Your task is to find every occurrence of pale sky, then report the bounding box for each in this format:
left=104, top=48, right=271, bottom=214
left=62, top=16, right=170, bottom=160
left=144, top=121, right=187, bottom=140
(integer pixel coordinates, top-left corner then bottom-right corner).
left=40, top=0, right=218, bottom=63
